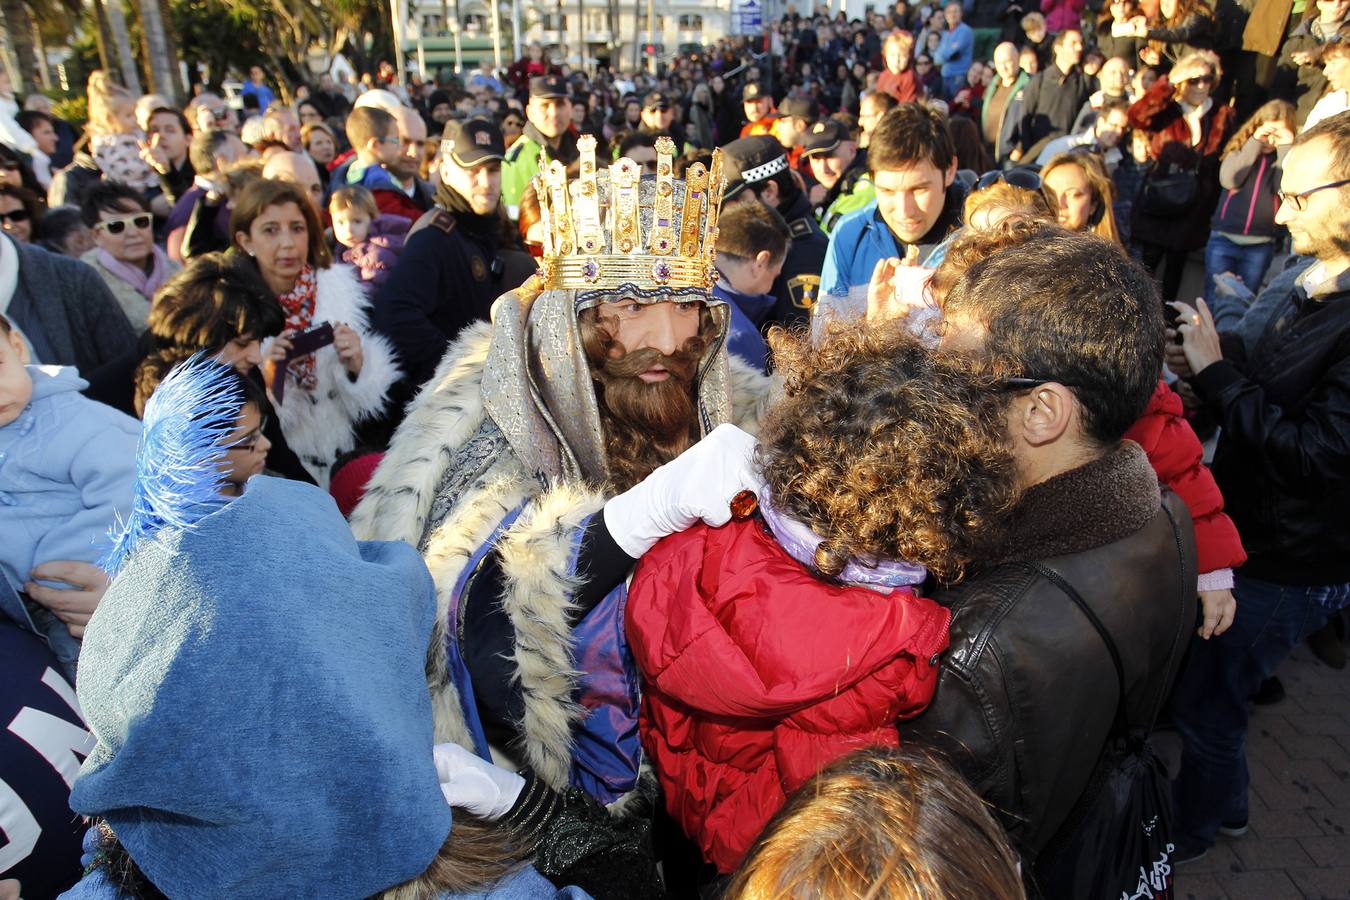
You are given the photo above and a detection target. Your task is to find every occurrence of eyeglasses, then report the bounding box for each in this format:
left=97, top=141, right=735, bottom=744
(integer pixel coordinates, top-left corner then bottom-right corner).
left=96, top=213, right=152, bottom=234
left=976, top=168, right=1042, bottom=191
left=0, top=208, right=29, bottom=224
left=377, top=136, right=402, bottom=145
left=1279, top=177, right=1350, bottom=211
left=226, top=416, right=270, bottom=452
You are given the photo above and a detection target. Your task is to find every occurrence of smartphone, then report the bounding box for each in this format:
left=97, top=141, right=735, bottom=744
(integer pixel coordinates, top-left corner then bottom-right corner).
left=271, top=323, right=336, bottom=403
left=1163, top=304, right=1185, bottom=346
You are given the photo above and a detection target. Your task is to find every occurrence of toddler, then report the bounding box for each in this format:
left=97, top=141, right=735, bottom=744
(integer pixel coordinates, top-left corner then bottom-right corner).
left=85, top=71, right=158, bottom=193
left=0, top=312, right=139, bottom=671
left=330, top=185, right=410, bottom=292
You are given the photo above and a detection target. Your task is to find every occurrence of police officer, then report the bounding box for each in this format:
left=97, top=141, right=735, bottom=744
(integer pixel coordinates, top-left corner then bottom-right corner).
left=720, top=135, right=828, bottom=331
left=802, top=119, right=876, bottom=233
left=638, top=90, right=685, bottom=154
left=739, top=82, right=781, bottom=139
left=374, top=119, right=534, bottom=389
left=501, top=75, right=580, bottom=217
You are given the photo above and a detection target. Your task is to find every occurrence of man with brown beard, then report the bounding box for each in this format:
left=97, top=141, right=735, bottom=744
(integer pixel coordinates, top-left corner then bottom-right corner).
left=349, top=137, right=774, bottom=815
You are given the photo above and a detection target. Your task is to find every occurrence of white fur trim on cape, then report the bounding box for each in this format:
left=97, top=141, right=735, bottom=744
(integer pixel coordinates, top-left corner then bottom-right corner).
left=264, top=264, right=398, bottom=488
left=348, top=322, right=778, bottom=788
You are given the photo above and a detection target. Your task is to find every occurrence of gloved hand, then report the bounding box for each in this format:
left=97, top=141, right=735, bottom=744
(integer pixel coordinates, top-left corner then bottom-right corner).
left=432, top=742, right=525, bottom=821
left=603, top=422, right=764, bottom=558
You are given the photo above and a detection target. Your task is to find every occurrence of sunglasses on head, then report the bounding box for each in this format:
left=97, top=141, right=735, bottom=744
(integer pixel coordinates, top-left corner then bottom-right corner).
left=97, top=213, right=152, bottom=234
left=976, top=168, right=1042, bottom=191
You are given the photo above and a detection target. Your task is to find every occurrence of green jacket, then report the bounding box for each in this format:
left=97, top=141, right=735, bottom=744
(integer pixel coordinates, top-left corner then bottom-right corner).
left=816, top=169, right=876, bottom=234
left=501, top=135, right=545, bottom=216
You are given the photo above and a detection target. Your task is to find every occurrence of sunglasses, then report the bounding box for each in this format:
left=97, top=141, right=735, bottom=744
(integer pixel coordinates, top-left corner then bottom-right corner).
left=0, top=208, right=29, bottom=223
left=1182, top=74, right=1215, bottom=86
left=998, top=376, right=1078, bottom=391
left=976, top=168, right=1043, bottom=191
left=97, top=213, right=152, bottom=234
left=0, top=160, right=19, bottom=172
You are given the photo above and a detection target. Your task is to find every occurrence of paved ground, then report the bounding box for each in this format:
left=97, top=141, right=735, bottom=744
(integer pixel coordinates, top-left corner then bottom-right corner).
left=1156, top=643, right=1350, bottom=900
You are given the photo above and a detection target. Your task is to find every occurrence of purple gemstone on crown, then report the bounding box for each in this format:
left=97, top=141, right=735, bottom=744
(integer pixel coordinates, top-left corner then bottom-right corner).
left=651, top=260, right=673, bottom=284
left=583, top=259, right=602, bottom=282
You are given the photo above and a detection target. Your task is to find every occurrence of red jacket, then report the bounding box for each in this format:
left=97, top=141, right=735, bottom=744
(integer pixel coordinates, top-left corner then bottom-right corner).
left=1125, top=380, right=1246, bottom=576
left=626, top=517, right=950, bottom=873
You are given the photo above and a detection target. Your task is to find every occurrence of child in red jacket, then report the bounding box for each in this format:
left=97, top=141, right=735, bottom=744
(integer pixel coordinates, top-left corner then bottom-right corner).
left=625, top=327, right=1019, bottom=874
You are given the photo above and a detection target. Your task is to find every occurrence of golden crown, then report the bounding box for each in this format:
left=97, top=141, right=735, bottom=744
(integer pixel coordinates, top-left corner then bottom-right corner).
left=534, top=135, right=726, bottom=292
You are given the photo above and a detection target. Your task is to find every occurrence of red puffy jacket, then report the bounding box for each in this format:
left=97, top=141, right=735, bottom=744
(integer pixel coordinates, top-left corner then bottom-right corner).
left=1125, top=380, right=1247, bottom=576
left=626, top=517, right=950, bottom=873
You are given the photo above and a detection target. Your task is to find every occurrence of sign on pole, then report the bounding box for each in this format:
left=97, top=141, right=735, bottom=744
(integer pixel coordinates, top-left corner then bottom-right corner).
left=732, top=0, right=763, bottom=36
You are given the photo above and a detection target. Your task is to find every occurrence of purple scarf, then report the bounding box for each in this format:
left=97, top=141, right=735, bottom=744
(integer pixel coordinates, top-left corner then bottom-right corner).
left=98, top=244, right=172, bottom=302
left=757, top=489, right=928, bottom=591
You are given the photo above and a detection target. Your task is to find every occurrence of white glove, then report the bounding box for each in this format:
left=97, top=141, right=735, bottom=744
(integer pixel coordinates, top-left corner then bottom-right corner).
left=432, top=742, right=525, bottom=821
left=603, top=422, right=765, bottom=558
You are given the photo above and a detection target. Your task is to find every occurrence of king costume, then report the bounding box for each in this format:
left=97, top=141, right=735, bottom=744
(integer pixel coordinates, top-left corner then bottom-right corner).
left=350, top=137, right=775, bottom=806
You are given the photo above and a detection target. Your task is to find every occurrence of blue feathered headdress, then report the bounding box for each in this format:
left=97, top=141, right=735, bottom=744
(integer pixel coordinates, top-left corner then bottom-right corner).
left=100, top=354, right=245, bottom=576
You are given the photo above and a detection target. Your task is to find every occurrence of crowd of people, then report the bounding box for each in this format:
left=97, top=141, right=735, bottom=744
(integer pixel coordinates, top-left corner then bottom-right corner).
left=2, top=0, right=1349, bottom=897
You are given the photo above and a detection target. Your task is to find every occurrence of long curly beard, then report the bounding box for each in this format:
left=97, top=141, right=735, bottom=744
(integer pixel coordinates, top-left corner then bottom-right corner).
left=580, top=307, right=716, bottom=493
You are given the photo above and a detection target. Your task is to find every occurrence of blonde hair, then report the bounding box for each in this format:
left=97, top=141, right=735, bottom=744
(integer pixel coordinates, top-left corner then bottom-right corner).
left=725, top=747, right=1025, bottom=900
left=962, top=181, right=1053, bottom=229
left=87, top=70, right=135, bottom=136
left=884, top=30, right=916, bottom=55
left=330, top=184, right=379, bottom=218
left=1041, top=151, right=1122, bottom=245
left=1021, top=11, right=1045, bottom=31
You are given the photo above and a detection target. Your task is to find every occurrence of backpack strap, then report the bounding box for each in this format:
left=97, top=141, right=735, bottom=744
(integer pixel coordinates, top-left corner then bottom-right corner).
left=1023, top=561, right=1131, bottom=739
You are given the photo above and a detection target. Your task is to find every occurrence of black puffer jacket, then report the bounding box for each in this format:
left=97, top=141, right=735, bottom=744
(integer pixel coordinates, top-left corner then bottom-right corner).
left=1195, top=267, right=1350, bottom=585
left=900, top=443, right=1198, bottom=866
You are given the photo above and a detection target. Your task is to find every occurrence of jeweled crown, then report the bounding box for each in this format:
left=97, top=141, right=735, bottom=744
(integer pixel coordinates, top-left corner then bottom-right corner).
left=534, top=135, right=725, bottom=292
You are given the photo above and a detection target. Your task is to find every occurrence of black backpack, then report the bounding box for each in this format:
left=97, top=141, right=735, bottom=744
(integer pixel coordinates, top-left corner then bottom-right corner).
left=1030, top=561, right=1185, bottom=900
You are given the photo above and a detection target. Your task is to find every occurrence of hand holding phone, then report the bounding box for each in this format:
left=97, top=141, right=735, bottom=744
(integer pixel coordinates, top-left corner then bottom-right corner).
left=270, top=322, right=335, bottom=403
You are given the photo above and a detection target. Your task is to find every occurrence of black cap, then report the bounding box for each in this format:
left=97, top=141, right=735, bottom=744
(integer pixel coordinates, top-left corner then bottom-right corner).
left=780, top=96, right=818, bottom=121
left=529, top=75, right=569, bottom=99
left=800, top=119, right=849, bottom=158
left=440, top=118, right=506, bottom=166
left=742, top=82, right=769, bottom=102
left=643, top=90, right=672, bottom=111
left=721, top=135, right=789, bottom=200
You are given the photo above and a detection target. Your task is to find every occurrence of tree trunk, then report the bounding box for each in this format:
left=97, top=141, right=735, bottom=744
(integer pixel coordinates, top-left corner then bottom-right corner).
left=0, top=0, right=37, bottom=93
left=158, top=0, right=184, bottom=98
left=104, top=0, right=143, bottom=94
left=31, top=17, right=51, bottom=90
left=90, top=0, right=114, bottom=73
left=138, top=0, right=177, bottom=103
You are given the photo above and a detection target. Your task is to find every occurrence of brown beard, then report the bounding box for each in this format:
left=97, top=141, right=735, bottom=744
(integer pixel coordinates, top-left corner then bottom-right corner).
left=581, top=308, right=715, bottom=492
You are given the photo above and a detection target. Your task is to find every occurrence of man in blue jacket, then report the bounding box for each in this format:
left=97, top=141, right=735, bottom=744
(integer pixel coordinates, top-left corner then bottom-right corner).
left=934, top=2, right=975, bottom=98
left=813, top=104, right=967, bottom=336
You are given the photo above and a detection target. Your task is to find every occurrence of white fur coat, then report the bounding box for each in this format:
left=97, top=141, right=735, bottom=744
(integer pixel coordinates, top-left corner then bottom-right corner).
left=350, top=323, right=775, bottom=789
left=265, top=264, right=399, bottom=488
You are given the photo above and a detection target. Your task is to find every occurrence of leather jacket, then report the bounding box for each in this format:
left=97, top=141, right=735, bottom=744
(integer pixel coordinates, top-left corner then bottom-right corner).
left=1194, top=264, right=1350, bottom=586
left=900, top=442, right=1198, bottom=866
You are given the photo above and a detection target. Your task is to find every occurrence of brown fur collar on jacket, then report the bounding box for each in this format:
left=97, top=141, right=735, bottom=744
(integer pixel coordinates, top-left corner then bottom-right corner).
left=350, top=322, right=776, bottom=790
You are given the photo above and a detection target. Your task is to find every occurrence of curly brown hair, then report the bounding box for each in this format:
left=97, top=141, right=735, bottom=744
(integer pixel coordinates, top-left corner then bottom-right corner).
left=757, top=325, right=1017, bottom=582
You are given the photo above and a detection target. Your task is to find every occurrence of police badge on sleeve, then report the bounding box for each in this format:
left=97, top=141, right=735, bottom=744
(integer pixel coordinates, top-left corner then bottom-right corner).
left=786, top=274, right=821, bottom=311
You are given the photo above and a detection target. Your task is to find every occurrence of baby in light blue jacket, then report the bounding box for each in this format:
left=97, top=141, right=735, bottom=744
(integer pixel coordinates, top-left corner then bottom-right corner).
left=0, top=313, right=138, bottom=668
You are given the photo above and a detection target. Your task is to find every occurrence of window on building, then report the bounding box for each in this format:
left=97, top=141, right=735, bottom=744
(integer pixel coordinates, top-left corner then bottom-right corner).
left=678, top=14, right=703, bottom=30
left=422, top=13, right=444, bottom=33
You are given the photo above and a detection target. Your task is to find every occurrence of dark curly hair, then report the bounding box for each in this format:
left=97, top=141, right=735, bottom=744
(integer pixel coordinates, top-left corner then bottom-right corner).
left=757, top=325, right=1017, bottom=582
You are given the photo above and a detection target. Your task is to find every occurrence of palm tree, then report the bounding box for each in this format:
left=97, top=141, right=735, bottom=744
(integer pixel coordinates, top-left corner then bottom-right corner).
left=103, top=0, right=143, bottom=93
left=139, top=0, right=178, bottom=101
left=0, top=0, right=38, bottom=92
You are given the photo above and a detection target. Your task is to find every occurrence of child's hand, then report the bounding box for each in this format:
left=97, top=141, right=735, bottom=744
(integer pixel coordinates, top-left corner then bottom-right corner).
left=26, top=561, right=110, bottom=639
left=262, top=331, right=294, bottom=389
left=1197, top=589, right=1236, bottom=639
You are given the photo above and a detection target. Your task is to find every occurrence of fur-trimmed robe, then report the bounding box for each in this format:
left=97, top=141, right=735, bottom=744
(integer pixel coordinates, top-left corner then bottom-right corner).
left=349, top=322, right=775, bottom=795
left=264, top=264, right=399, bottom=488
